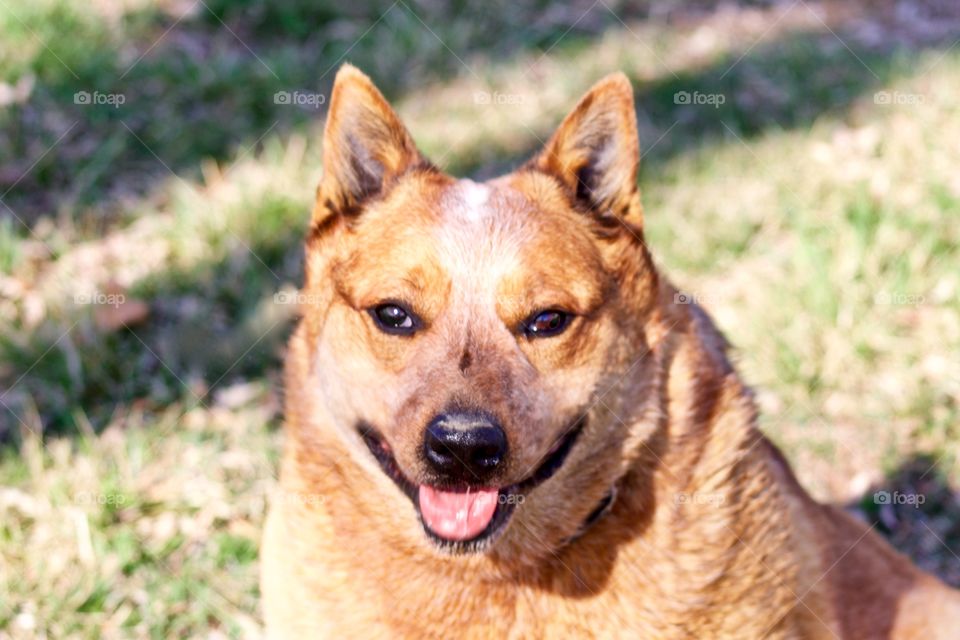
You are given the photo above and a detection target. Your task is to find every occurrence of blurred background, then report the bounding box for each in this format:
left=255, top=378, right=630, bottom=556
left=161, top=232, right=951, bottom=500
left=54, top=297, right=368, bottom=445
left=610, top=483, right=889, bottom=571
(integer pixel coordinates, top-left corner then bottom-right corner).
left=1, top=0, right=959, bottom=636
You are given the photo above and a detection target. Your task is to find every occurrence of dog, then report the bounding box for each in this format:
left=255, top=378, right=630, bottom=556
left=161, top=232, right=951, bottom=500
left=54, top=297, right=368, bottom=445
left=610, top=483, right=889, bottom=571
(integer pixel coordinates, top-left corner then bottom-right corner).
left=260, top=64, right=960, bottom=638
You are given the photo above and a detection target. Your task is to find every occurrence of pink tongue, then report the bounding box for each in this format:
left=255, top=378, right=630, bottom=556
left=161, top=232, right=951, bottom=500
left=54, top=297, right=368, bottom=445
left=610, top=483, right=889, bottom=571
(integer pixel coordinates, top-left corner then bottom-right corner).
left=418, top=485, right=499, bottom=541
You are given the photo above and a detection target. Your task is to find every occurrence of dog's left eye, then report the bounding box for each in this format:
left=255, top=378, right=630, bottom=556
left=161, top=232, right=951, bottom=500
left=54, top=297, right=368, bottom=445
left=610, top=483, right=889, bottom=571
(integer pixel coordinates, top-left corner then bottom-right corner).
left=523, top=310, right=571, bottom=338
left=370, top=303, right=418, bottom=335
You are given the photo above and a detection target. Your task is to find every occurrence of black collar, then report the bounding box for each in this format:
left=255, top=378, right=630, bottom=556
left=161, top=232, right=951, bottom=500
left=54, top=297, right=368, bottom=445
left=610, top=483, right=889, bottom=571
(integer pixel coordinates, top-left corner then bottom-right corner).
left=565, top=485, right=618, bottom=544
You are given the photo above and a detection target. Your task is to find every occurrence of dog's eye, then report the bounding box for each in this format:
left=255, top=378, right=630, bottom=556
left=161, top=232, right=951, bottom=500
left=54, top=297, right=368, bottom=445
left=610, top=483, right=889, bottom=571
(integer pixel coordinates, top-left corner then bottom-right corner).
left=370, top=303, right=418, bottom=335
left=523, top=310, right=571, bottom=338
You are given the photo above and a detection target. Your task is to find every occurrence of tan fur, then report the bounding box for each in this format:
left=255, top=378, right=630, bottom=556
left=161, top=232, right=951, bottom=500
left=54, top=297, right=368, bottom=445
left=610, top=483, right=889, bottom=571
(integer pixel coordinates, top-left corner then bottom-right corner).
left=261, top=65, right=960, bottom=638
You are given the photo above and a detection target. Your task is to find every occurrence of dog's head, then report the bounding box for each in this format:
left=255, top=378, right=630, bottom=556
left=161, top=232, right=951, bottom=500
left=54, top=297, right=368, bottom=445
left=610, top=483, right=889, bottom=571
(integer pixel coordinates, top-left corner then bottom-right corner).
left=298, top=65, right=664, bottom=562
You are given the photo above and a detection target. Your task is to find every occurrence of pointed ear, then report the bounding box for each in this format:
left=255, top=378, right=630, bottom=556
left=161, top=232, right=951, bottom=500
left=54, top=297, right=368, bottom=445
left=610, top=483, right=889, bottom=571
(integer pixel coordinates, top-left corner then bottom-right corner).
left=528, top=73, right=642, bottom=225
left=316, top=65, right=427, bottom=222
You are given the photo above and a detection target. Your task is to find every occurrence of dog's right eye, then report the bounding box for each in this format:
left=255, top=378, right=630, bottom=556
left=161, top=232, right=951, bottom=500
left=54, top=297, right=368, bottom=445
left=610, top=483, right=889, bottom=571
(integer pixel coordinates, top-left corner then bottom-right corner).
left=369, top=303, right=419, bottom=336
left=522, top=309, right=572, bottom=338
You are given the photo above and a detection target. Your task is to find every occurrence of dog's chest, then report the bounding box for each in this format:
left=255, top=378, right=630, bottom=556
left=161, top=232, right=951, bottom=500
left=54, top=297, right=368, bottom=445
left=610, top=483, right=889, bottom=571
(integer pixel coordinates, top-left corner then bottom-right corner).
left=334, top=543, right=801, bottom=639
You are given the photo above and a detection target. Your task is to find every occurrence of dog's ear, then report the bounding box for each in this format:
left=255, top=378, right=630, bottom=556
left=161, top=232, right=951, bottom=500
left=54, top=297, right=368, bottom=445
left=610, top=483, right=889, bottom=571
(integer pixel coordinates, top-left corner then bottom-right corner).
left=315, top=64, right=427, bottom=225
left=528, top=73, right=642, bottom=227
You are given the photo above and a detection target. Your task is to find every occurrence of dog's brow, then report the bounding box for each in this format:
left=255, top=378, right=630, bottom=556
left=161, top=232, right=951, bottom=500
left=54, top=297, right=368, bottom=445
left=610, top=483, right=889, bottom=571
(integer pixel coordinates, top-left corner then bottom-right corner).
left=400, top=276, right=426, bottom=295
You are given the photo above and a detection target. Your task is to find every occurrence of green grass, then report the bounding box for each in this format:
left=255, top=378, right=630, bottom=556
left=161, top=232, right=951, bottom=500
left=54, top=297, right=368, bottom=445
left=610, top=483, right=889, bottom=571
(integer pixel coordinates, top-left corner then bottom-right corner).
left=2, top=1, right=960, bottom=636
left=0, top=217, right=20, bottom=273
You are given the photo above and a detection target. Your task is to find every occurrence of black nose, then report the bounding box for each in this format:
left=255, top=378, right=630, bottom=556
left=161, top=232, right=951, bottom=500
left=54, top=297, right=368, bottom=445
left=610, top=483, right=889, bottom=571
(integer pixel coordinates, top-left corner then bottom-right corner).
left=423, top=412, right=507, bottom=482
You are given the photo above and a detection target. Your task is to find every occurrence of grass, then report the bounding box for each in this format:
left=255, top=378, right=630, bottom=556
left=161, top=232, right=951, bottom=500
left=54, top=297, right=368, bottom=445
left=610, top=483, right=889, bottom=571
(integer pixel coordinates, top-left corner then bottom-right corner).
left=2, top=0, right=960, bottom=636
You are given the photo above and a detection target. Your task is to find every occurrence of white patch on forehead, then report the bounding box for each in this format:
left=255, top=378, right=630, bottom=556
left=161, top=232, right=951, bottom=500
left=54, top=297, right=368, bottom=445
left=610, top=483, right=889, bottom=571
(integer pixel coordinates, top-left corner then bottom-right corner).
left=434, top=179, right=528, bottom=307
left=452, top=179, right=491, bottom=224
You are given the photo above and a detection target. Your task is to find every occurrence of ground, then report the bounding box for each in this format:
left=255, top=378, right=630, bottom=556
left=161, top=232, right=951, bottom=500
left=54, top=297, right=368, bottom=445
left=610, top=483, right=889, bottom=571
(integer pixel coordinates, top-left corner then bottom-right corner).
left=1, top=0, right=959, bottom=637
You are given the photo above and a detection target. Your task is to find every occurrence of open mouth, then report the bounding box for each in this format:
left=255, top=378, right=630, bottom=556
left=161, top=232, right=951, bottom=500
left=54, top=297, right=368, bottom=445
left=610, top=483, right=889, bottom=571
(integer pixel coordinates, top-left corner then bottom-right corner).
left=359, top=418, right=585, bottom=552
